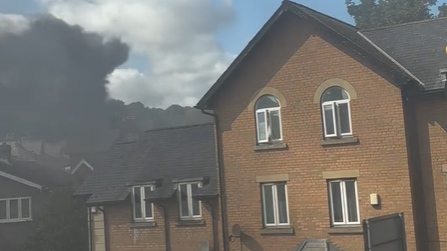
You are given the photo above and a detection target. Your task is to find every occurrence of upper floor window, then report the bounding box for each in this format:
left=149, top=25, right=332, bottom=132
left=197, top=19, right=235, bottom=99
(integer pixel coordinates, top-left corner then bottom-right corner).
left=178, top=182, right=202, bottom=219
left=0, top=197, right=32, bottom=223
left=261, top=183, right=289, bottom=227
left=132, top=185, right=154, bottom=221
left=321, top=87, right=352, bottom=138
left=328, top=179, right=359, bottom=226
left=255, top=95, right=282, bottom=143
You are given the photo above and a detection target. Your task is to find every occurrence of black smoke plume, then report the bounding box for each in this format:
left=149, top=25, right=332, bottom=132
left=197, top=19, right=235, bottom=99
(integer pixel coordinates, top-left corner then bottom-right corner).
left=0, top=14, right=129, bottom=141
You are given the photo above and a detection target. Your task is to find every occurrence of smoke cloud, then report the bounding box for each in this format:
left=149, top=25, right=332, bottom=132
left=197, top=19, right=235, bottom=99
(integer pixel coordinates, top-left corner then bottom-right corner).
left=0, top=13, right=129, bottom=140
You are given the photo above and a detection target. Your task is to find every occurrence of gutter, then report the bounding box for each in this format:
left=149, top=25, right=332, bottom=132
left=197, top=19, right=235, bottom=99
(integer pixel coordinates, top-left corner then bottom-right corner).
left=357, top=31, right=424, bottom=86
left=199, top=108, right=230, bottom=251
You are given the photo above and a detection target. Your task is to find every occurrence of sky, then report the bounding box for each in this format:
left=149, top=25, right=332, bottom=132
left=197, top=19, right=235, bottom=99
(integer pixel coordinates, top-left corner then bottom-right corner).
left=0, top=0, right=445, bottom=108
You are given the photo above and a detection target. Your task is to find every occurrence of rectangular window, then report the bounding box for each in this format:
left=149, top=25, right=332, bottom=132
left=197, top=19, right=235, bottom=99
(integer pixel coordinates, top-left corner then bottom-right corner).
left=0, top=197, right=32, bottom=223
left=256, top=108, right=282, bottom=143
left=322, top=100, right=352, bottom=138
left=261, top=183, right=289, bottom=227
left=328, top=179, right=359, bottom=225
left=132, top=185, right=154, bottom=221
left=178, top=182, right=202, bottom=219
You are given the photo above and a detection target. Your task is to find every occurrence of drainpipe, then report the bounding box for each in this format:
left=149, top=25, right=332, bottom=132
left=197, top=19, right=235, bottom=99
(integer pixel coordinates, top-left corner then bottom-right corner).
left=200, top=109, right=230, bottom=251
left=88, top=207, right=94, bottom=251
left=158, top=203, right=172, bottom=251
left=97, top=207, right=110, bottom=251
left=204, top=199, right=219, bottom=251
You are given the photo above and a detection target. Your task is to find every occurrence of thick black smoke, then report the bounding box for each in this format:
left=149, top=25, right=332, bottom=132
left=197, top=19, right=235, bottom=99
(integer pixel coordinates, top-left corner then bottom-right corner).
left=0, top=14, right=129, bottom=141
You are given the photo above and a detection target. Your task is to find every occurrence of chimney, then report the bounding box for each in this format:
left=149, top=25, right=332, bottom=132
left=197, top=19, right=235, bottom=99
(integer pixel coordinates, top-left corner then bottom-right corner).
left=0, top=143, right=12, bottom=163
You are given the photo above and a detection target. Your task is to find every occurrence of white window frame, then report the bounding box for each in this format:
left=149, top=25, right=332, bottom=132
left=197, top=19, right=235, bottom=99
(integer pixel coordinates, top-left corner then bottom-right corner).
left=261, top=183, right=290, bottom=227
left=328, top=179, right=360, bottom=226
left=131, top=185, right=155, bottom=221
left=178, top=182, right=202, bottom=219
left=321, top=99, right=352, bottom=138
left=255, top=107, right=283, bottom=143
left=0, top=197, right=32, bottom=223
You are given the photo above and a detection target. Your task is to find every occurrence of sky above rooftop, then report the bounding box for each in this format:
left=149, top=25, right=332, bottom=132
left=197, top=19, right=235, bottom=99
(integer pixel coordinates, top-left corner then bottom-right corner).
left=0, top=0, right=445, bottom=108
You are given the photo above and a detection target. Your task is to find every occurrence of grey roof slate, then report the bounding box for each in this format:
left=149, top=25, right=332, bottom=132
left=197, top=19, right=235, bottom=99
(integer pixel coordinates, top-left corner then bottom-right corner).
left=75, top=123, right=218, bottom=205
left=361, top=18, right=447, bottom=90
left=292, top=239, right=343, bottom=251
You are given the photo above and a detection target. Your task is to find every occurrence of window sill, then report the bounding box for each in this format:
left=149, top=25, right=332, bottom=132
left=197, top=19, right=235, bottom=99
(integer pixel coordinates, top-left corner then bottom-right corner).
left=254, top=142, right=288, bottom=151
left=327, top=225, right=363, bottom=234
left=259, top=226, right=294, bottom=235
left=129, top=221, right=157, bottom=228
left=176, top=219, right=205, bottom=226
left=0, top=219, right=32, bottom=224
left=320, top=137, right=359, bottom=146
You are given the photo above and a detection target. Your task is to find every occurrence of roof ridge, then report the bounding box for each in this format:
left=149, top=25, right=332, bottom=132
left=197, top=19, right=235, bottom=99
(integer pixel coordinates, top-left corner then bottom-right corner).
left=362, top=17, right=447, bottom=32
left=143, top=122, right=214, bottom=133
left=286, top=0, right=358, bottom=30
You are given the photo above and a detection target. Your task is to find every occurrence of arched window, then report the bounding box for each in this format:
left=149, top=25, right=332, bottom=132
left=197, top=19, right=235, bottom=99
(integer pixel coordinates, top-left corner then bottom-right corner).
left=321, top=87, right=352, bottom=138
left=255, top=95, right=282, bottom=143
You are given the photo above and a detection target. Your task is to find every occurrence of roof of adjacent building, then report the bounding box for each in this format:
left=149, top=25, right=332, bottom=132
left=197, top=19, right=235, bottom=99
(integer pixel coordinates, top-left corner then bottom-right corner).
left=196, top=0, right=447, bottom=109
left=0, top=160, right=71, bottom=188
left=75, top=123, right=218, bottom=205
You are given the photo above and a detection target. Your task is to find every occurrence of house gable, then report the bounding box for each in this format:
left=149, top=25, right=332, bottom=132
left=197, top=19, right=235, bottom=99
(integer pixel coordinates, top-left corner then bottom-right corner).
left=71, top=159, right=94, bottom=175
left=196, top=0, right=418, bottom=110
left=0, top=170, right=42, bottom=190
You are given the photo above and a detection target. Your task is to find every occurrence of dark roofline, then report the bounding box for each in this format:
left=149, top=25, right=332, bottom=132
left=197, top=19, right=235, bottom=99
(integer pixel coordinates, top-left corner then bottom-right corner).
left=196, top=0, right=418, bottom=110
left=361, top=16, right=447, bottom=32
left=142, top=122, right=215, bottom=133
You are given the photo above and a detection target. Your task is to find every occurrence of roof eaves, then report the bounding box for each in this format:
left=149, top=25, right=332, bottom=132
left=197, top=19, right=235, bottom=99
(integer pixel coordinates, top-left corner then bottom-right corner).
left=195, top=3, right=290, bottom=110
left=0, top=170, right=42, bottom=190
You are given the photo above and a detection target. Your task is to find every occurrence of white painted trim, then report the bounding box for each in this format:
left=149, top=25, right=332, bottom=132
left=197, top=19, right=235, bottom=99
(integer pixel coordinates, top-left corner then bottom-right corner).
left=0, top=171, right=42, bottom=190
left=71, top=159, right=94, bottom=175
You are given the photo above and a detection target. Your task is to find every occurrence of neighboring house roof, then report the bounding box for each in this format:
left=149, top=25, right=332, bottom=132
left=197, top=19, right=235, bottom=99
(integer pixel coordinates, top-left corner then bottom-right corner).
left=75, top=123, right=218, bottom=205
left=196, top=0, right=446, bottom=109
left=361, top=18, right=447, bottom=91
left=70, top=159, right=94, bottom=174
left=0, top=160, right=71, bottom=189
left=66, top=130, right=120, bottom=154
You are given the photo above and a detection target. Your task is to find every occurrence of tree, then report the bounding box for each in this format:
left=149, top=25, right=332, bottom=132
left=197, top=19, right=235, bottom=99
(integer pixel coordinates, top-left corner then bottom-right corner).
left=346, top=0, right=438, bottom=29
left=21, top=187, right=89, bottom=251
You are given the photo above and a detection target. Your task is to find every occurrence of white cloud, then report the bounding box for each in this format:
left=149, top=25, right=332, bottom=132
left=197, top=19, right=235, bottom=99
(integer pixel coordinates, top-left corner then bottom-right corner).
left=39, top=0, right=235, bottom=108
left=0, top=13, right=29, bottom=35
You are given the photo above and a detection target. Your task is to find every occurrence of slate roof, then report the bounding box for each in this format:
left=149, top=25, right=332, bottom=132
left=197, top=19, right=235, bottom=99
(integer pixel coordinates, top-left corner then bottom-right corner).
left=361, top=18, right=447, bottom=90
left=74, top=123, right=218, bottom=205
left=196, top=0, right=447, bottom=109
left=0, top=160, right=71, bottom=188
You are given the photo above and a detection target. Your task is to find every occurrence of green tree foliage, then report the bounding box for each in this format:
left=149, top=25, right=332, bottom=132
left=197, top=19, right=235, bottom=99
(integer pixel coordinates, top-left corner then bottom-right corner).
left=21, top=187, right=89, bottom=251
left=346, top=0, right=439, bottom=29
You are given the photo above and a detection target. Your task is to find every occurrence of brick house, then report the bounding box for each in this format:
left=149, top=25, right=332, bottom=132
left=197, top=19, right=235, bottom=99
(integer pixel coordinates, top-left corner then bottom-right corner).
left=75, top=123, right=220, bottom=251
left=196, top=1, right=447, bottom=251
left=0, top=143, right=72, bottom=251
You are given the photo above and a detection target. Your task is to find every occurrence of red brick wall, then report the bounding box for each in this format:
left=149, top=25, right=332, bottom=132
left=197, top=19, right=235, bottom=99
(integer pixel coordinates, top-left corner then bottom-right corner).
left=415, top=94, right=447, bottom=251
left=105, top=198, right=221, bottom=251
left=211, top=13, right=417, bottom=251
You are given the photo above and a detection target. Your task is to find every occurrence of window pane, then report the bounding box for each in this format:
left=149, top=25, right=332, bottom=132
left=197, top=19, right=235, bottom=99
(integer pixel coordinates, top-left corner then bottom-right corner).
left=276, top=184, right=288, bottom=224
left=338, top=103, right=351, bottom=134
left=270, top=110, right=281, bottom=140
left=0, top=200, right=6, bottom=220
left=345, top=180, right=358, bottom=222
left=263, top=185, right=275, bottom=224
left=133, top=187, right=142, bottom=219
left=322, top=87, right=349, bottom=102
left=323, top=104, right=335, bottom=135
left=330, top=182, right=343, bottom=223
left=191, top=183, right=200, bottom=216
left=256, top=111, right=267, bottom=141
left=256, top=95, right=280, bottom=109
left=144, top=187, right=153, bottom=218
left=21, top=198, right=30, bottom=219
left=180, top=184, right=189, bottom=217
left=9, top=199, right=19, bottom=219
